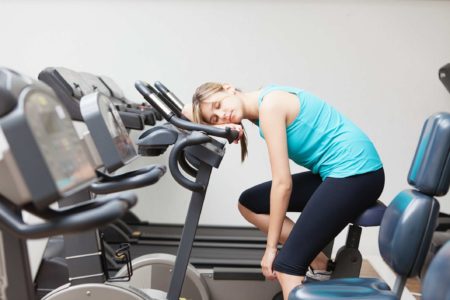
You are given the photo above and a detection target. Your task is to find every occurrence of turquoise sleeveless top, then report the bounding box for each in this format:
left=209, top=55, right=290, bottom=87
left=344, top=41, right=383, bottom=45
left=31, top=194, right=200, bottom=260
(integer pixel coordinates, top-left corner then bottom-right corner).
left=256, top=85, right=383, bottom=179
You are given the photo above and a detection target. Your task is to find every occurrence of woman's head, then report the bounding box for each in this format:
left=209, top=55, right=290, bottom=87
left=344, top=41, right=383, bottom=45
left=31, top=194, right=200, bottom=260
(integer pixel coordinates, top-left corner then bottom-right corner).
left=192, top=82, right=244, bottom=125
left=192, top=82, right=248, bottom=161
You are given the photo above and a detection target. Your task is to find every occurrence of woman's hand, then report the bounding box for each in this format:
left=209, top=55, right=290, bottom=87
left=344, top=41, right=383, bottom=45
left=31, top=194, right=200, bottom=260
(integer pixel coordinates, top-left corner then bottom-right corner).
left=214, top=123, right=244, bottom=144
left=261, top=246, right=278, bottom=280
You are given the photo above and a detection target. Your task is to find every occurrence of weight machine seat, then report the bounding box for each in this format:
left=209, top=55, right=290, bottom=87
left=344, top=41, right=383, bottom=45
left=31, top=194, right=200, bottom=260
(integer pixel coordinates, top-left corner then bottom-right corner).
left=289, top=278, right=395, bottom=300
left=353, top=200, right=386, bottom=227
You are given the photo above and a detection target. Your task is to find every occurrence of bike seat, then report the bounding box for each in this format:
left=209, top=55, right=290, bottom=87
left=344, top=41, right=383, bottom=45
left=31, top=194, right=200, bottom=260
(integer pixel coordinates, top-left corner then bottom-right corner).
left=353, top=200, right=386, bottom=227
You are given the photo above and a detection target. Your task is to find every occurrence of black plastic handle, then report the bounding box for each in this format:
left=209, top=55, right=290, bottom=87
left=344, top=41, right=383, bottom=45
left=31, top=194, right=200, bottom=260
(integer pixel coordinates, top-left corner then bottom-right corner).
left=135, top=80, right=239, bottom=144
left=170, top=117, right=239, bottom=144
left=118, top=111, right=145, bottom=130
left=90, top=165, right=166, bottom=194
left=169, top=131, right=211, bottom=191
left=0, top=192, right=137, bottom=239
left=24, top=193, right=136, bottom=219
left=178, top=150, right=198, bottom=178
left=135, top=81, right=174, bottom=120
left=154, top=81, right=184, bottom=117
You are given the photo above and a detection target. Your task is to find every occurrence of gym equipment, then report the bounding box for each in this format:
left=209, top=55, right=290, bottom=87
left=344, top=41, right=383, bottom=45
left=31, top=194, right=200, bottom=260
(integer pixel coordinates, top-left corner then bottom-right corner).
left=440, top=63, right=450, bottom=93
left=34, top=67, right=283, bottom=300
left=38, top=67, right=160, bottom=130
left=437, top=62, right=450, bottom=231
left=38, top=66, right=267, bottom=242
left=100, top=81, right=282, bottom=300
left=38, top=68, right=268, bottom=247
left=288, top=112, right=450, bottom=299
left=420, top=240, right=450, bottom=300
left=40, top=68, right=276, bottom=241
left=0, top=67, right=137, bottom=300
left=42, top=85, right=240, bottom=300
left=83, top=91, right=279, bottom=299
left=419, top=62, right=450, bottom=278
left=34, top=90, right=168, bottom=298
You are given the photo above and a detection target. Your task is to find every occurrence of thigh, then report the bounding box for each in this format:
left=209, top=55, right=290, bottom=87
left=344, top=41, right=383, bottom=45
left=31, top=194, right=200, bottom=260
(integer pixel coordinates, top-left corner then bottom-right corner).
left=238, top=171, right=322, bottom=214
left=288, top=172, right=323, bottom=212
left=273, top=168, right=385, bottom=275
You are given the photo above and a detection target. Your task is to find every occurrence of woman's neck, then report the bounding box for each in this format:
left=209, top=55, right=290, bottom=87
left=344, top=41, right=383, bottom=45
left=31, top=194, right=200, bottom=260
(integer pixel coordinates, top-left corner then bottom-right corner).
left=241, top=90, right=260, bottom=121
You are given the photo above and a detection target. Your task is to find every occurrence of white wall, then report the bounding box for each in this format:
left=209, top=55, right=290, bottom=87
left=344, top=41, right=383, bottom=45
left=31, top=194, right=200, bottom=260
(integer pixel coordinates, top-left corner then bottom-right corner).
left=1, top=0, right=449, bottom=257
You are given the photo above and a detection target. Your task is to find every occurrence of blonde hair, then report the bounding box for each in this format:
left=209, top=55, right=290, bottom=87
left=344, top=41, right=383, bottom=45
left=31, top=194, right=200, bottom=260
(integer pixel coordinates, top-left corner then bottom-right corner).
left=192, top=82, right=248, bottom=162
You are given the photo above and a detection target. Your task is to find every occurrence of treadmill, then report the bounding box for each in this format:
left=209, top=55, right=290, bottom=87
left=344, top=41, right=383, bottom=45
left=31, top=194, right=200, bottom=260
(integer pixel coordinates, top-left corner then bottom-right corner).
left=37, top=67, right=282, bottom=299
left=0, top=67, right=137, bottom=300
left=38, top=66, right=270, bottom=247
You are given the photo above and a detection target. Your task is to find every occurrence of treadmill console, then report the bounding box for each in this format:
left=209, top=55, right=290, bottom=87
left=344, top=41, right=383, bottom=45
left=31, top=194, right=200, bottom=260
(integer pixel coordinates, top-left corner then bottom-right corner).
left=80, top=92, right=137, bottom=172
left=26, top=91, right=95, bottom=193
left=0, top=68, right=96, bottom=209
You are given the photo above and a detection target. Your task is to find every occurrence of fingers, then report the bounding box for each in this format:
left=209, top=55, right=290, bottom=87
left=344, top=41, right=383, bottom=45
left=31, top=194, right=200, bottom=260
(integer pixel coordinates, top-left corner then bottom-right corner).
left=261, top=248, right=278, bottom=280
left=263, top=267, right=277, bottom=280
left=261, top=264, right=277, bottom=280
left=214, top=123, right=243, bottom=144
left=230, top=124, right=243, bottom=144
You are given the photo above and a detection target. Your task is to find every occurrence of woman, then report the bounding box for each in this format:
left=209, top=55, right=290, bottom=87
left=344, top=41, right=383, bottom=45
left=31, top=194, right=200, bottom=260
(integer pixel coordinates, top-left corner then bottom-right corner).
left=182, top=83, right=384, bottom=299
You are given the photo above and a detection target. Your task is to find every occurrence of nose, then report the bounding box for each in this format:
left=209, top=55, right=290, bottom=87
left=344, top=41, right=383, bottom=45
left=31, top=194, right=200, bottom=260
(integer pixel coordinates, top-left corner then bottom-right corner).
left=217, top=110, right=227, bottom=122
left=222, top=111, right=231, bottom=123
left=221, top=111, right=227, bottom=120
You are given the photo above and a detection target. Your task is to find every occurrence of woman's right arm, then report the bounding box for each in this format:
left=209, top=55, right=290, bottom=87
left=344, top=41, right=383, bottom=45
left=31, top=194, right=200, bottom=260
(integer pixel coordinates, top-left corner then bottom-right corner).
left=259, top=93, right=293, bottom=279
left=182, top=103, right=244, bottom=143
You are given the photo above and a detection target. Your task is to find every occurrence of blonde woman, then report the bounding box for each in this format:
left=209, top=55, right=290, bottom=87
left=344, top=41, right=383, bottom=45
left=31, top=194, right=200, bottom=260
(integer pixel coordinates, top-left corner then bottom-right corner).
left=182, top=83, right=384, bottom=299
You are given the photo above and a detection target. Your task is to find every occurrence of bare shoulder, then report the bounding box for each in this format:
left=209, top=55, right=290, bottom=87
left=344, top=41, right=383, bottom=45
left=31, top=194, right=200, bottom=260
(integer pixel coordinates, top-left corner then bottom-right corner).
left=260, top=90, right=298, bottom=118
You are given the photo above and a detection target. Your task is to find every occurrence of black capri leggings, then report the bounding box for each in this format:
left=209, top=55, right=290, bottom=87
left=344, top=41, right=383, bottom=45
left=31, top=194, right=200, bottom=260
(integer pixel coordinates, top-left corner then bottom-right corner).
left=238, top=168, right=385, bottom=276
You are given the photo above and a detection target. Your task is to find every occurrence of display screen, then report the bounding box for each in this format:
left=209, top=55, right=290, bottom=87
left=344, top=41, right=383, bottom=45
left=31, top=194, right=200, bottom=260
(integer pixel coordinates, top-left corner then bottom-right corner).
left=98, top=94, right=137, bottom=163
left=25, top=92, right=96, bottom=193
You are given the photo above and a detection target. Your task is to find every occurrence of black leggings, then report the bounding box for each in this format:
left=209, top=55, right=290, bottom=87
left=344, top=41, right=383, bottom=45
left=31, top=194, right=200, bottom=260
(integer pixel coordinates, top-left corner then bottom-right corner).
left=238, top=168, right=385, bottom=276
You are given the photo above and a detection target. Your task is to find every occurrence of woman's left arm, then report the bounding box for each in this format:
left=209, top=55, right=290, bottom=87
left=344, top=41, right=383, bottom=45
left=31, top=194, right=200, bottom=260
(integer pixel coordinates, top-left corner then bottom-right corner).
left=259, top=94, right=293, bottom=279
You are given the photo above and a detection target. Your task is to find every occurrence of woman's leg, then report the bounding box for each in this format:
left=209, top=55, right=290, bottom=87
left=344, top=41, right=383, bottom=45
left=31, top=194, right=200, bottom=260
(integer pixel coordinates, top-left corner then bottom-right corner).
left=277, top=273, right=304, bottom=300
left=238, top=172, right=329, bottom=269
left=273, top=168, right=385, bottom=298
left=238, top=203, right=329, bottom=269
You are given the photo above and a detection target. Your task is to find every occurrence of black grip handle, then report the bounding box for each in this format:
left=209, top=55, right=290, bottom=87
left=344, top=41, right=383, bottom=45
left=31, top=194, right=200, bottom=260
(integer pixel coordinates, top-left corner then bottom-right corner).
left=153, top=81, right=184, bottom=118
left=154, top=81, right=170, bottom=93
left=135, top=81, right=174, bottom=120
left=169, top=132, right=211, bottom=191
left=135, top=80, right=239, bottom=144
left=118, top=111, right=145, bottom=130
left=90, top=165, right=166, bottom=194
left=0, top=192, right=137, bottom=239
left=170, top=117, right=239, bottom=144
left=178, top=150, right=198, bottom=178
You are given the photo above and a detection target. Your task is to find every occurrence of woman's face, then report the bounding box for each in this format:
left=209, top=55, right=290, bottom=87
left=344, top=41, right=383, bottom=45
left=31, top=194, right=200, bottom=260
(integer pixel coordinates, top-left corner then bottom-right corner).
left=200, top=91, right=243, bottom=125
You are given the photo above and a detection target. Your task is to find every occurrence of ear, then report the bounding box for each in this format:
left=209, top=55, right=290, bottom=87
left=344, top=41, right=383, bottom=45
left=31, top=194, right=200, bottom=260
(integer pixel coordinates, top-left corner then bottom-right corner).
left=222, top=84, right=236, bottom=94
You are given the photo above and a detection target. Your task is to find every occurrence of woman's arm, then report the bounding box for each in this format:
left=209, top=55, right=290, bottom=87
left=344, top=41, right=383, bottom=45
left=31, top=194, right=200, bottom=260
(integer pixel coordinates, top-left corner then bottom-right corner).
left=182, top=103, right=244, bottom=143
left=259, top=92, right=293, bottom=279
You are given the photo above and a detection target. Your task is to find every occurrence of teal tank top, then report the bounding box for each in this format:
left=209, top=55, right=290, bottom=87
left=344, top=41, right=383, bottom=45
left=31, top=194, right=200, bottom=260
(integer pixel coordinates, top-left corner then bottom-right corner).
left=256, top=85, right=383, bottom=179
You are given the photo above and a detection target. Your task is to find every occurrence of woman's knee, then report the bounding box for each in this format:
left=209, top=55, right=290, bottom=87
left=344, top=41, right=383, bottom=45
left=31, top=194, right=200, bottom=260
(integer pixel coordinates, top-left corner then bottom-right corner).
left=238, top=189, right=253, bottom=209
left=237, top=202, right=252, bottom=219
left=238, top=188, right=269, bottom=214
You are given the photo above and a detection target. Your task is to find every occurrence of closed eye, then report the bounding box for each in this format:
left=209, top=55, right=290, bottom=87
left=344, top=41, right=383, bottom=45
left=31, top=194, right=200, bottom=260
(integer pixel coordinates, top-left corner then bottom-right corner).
left=210, top=115, right=218, bottom=124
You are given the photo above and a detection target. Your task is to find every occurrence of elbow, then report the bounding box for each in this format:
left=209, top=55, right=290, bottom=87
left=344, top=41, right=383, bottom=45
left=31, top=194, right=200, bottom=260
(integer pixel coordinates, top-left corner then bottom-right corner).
left=272, top=180, right=292, bottom=194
